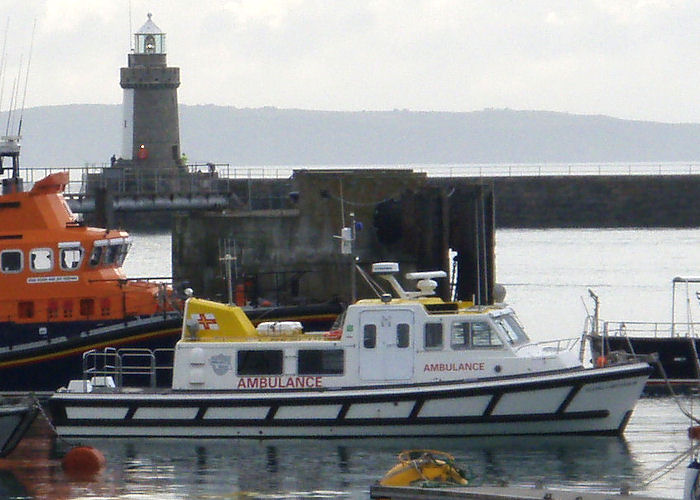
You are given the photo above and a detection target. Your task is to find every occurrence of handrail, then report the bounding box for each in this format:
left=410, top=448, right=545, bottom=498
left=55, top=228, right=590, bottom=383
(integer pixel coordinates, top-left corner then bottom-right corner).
left=5, top=162, right=700, bottom=197
left=600, top=320, right=700, bottom=339
left=514, top=336, right=581, bottom=353
left=81, top=347, right=174, bottom=390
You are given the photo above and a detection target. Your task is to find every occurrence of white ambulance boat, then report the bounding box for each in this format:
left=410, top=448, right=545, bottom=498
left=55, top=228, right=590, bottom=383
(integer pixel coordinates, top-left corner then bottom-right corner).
left=47, top=263, right=651, bottom=438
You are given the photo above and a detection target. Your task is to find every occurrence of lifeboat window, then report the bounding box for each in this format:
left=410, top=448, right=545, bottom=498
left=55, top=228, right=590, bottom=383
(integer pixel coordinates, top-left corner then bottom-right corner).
left=48, top=300, right=58, bottom=320
left=424, top=323, right=443, bottom=350
left=89, top=246, right=103, bottom=266
left=101, top=298, right=110, bottom=316
left=80, top=298, right=95, bottom=317
left=0, top=250, right=22, bottom=273
left=396, top=323, right=410, bottom=348
left=363, top=324, right=377, bottom=349
left=236, top=350, right=283, bottom=375
left=115, top=241, right=131, bottom=266
left=60, top=246, right=84, bottom=271
left=30, top=248, right=53, bottom=272
left=63, top=300, right=73, bottom=318
left=18, top=301, right=34, bottom=319
left=104, top=243, right=120, bottom=265
left=298, top=349, right=344, bottom=375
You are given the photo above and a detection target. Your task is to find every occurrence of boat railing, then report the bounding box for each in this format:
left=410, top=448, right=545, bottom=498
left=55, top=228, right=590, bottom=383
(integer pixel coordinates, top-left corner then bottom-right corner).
left=82, top=347, right=174, bottom=390
left=514, top=336, right=581, bottom=354
left=600, top=320, right=700, bottom=338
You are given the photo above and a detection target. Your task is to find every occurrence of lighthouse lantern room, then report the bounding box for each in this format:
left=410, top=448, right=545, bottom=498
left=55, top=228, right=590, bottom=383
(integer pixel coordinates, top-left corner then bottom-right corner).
left=134, top=13, right=165, bottom=54
left=119, top=13, right=182, bottom=171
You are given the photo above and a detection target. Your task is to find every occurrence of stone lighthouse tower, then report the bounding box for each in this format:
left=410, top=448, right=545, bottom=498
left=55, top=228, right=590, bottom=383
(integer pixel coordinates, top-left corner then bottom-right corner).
left=119, top=13, right=183, bottom=172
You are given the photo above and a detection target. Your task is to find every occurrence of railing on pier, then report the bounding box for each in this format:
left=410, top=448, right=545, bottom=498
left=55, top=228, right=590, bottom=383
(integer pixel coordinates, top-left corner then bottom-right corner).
left=601, top=320, right=700, bottom=339
left=9, top=161, right=700, bottom=197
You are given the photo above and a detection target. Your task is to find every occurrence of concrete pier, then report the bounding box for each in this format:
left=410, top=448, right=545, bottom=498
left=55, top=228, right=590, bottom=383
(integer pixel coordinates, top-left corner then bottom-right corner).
left=173, top=169, right=495, bottom=307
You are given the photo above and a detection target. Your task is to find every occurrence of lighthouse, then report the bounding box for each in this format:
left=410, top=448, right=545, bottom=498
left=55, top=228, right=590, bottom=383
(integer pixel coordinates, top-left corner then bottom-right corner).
left=119, top=13, right=182, bottom=171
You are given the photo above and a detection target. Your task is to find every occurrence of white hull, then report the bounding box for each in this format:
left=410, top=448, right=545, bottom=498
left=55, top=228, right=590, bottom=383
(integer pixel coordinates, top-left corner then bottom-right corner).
left=49, top=362, right=651, bottom=438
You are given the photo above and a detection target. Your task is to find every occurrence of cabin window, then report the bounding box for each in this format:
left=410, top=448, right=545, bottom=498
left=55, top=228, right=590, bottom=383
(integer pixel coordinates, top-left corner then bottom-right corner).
left=59, top=245, right=84, bottom=271
left=89, top=245, right=104, bottom=266
left=363, top=324, right=377, bottom=349
left=451, top=321, right=502, bottom=349
left=18, top=301, right=34, bottom=319
left=104, top=243, right=119, bottom=265
left=451, top=322, right=470, bottom=349
left=115, top=241, right=131, bottom=266
left=30, top=248, right=53, bottom=272
left=471, top=322, right=503, bottom=349
left=237, top=350, right=283, bottom=375
left=0, top=250, right=22, bottom=273
left=80, top=298, right=95, bottom=317
left=424, top=323, right=443, bottom=350
left=396, top=323, right=410, bottom=348
left=298, top=349, right=344, bottom=375
left=494, top=314, right=530, bottom=345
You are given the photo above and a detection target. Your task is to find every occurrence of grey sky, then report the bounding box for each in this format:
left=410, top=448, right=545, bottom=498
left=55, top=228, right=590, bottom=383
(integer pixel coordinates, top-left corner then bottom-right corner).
left=1, top=0, right=698, bottom=123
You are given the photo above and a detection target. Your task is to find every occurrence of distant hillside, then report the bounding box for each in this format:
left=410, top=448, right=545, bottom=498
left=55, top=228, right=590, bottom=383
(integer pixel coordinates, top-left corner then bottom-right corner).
left=4, top=105, right=699, bottom=167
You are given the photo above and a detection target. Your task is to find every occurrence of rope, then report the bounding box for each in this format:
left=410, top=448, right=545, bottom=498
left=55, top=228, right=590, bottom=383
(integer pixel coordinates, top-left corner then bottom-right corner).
left=637, top=358, right=700, bottom=488
left=642, top=442, right=700, bottom=487
left=30, top=393, right=78, bottom=448
left=354, top=264, right=387, bottom=298
left=653, top=358, right=700, bottom=425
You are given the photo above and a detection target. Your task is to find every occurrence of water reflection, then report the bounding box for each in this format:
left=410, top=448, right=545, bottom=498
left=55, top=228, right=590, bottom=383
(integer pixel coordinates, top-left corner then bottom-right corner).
left=38, top=434, right=638, bottom=498
left=0, top=397, right=690, bottom=499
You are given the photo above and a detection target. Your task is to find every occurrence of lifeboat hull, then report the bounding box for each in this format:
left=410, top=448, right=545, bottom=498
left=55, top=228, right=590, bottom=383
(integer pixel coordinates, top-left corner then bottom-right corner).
left=0, top=315, right=182, bottom=391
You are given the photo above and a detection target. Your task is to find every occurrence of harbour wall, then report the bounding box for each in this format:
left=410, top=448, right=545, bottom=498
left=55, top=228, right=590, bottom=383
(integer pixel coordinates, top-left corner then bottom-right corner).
left=490, top=174, right=700, bottom=228
left=170, top=171, right=695, bottom=304
left=173, top=170, right=495, bottom=305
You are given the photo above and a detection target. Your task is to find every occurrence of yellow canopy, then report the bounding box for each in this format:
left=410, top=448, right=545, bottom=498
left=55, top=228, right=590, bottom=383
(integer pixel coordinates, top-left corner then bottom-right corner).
left=182, top=298, right=257, bottom=341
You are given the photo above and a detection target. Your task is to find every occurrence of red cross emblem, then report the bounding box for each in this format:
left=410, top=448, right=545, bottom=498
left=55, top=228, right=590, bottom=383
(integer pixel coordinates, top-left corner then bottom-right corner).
left=195, top=313, right=219, bottom=330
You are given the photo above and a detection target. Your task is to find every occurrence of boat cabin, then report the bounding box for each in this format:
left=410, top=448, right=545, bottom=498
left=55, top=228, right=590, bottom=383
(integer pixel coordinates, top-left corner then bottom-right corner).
left=172, top=264, right=582, bottom=391
left=0, top=172, right=168, bottom=327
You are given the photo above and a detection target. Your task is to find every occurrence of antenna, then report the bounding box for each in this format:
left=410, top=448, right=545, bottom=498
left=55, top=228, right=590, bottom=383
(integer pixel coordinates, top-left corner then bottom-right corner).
left=128, top=0, right=134, bottom=51
left=4, top=65, right=18, bottom=136
left=0, top=17, right=9, bottom=115
left=17, top=18, right=36, bottom=136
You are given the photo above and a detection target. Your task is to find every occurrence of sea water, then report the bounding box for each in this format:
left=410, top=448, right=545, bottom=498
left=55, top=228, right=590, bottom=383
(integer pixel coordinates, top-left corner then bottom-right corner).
left=4, top=228, right=700, bottom=499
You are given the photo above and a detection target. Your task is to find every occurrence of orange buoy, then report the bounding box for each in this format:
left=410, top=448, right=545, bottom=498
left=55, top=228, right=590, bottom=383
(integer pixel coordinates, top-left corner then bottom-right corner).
left=62, top=446, right=106, bottom=478
left=595, top=356, right=607, bottom=368
left=689, top=426, right=700, bottom=440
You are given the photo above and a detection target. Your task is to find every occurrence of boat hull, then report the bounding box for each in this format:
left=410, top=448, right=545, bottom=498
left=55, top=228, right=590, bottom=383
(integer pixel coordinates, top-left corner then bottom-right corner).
left=0, top=315, right=182, bottom=391
left=0, top=397, right=38, bottom=457
left=47, top=362, right=651, bottom=438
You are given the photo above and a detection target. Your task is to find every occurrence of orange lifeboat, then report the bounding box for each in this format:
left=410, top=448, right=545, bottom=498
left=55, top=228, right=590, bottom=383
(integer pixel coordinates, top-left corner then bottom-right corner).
left=0, top=171, right=182, bottom=391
